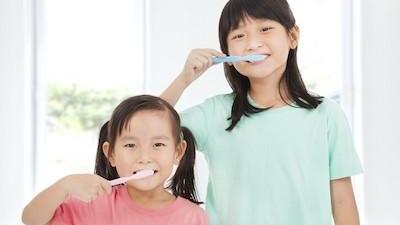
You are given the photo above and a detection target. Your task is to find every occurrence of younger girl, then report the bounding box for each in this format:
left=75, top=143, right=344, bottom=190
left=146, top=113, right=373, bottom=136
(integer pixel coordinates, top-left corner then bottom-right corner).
left=161, top=0, right=362, bottom=224
left=22, top=95, right=209, bottom=225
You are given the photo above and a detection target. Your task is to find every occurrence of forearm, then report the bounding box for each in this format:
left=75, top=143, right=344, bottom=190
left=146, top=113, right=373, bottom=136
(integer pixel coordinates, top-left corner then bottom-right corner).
left=332, top=200, right=360, bottom=225
left=160, top=73, right=190, bottom=106
left=331, top=178, right=360, bottom=225
left=22, top=179, right=68, bottom=225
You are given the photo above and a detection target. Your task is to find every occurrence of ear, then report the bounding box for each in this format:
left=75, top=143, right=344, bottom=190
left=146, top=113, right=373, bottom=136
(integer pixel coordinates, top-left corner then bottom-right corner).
left=174, top=140, right=187, bottom=165
left=289, top=25, right=300, bottom=49
left=102, top=142, right=116, bottom=167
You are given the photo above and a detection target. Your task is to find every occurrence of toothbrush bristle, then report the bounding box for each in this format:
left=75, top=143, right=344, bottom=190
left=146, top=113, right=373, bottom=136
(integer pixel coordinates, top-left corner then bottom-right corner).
left=248, top=54, right=266, bottom=62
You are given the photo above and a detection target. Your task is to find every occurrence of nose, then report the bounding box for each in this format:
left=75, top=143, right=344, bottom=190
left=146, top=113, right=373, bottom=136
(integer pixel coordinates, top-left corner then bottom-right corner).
left=246, top=36, right=264, bottom=52
left=136, top=150, right=152, bottom=164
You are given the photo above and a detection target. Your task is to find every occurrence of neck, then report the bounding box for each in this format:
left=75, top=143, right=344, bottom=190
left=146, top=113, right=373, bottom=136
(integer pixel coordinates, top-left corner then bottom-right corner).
left=126, top=185, right=176, bottom=209
left=248, top=72, right=291, bottom=108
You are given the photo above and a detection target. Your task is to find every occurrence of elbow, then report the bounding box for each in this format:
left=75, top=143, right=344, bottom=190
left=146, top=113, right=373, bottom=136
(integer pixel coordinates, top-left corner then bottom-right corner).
left=21, top=206, right=31, bottom=225
left=21, top=206, right=40, bottom=225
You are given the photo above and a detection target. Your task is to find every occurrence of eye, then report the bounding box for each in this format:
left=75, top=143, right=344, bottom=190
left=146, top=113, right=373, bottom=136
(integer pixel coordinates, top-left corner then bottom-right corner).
left=260, top=27, right=272, bottom=32
left=124, top=143, right=135, bottom=149
left=231, top=33, right=245, bottom=40
left=154, top=143, right=166, bottom=148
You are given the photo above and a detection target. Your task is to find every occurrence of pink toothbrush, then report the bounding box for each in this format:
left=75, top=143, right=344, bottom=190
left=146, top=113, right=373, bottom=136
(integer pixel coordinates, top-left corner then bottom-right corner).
left=109, top=169, right=154, bottom=186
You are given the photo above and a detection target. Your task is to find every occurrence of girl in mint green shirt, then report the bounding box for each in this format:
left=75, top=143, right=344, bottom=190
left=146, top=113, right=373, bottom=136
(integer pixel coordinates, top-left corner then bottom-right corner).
left=161, top=0, right=362, bottom=224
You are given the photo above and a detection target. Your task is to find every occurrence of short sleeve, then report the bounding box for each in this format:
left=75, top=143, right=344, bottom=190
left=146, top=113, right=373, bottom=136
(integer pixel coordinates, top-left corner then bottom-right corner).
left=179, top=98, right=215, bottom=152
left=326, top=100, right=363, bottom=180
left=51, top=197, right=91, bottom=225
left=194, top=208, right=211, bottom=225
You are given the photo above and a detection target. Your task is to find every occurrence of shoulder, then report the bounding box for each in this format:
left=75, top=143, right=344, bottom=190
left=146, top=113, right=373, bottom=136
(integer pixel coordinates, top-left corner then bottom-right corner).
left=176, top=198, right=208, bottom=218
left=199, top=93, right=234, bottom=110
left=315, top=97, right=352, bottom=133
left=316, top=97, right=344, bottom=114
left=180, top=93, right=233, bottom=118
left=176, top=197, right=205, bottom=211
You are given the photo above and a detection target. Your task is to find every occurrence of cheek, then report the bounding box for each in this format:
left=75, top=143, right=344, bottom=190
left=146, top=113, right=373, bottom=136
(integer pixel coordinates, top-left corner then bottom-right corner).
left=114, top=152, right=135, bottom=169
left=227, top=42, right=242, bottom=55
left=272, top=36, right=291, bottom=53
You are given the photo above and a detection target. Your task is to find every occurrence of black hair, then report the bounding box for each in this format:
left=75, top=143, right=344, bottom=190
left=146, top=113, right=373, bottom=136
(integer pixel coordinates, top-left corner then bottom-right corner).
left=94, top=121, right=118, bottom=179
left=218, top=0, right=323, bottom=131
left=94, top=95, right=202, bottom=204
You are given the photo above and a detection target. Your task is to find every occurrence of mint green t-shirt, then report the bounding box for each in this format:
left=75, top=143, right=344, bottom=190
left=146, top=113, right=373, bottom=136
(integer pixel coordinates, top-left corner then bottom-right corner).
left=180, top=93, right=362, bottom=225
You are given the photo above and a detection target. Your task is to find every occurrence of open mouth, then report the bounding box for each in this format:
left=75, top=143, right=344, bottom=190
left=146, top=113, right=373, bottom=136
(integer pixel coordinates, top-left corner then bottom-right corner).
left=133, top=169, right=158, bottom=175
left=245, top=54, right=270, bottom=64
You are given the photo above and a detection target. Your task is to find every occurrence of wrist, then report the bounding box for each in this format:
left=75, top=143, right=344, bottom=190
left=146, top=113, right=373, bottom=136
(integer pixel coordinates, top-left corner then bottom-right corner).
left=177, top=71, right=193, bottom=87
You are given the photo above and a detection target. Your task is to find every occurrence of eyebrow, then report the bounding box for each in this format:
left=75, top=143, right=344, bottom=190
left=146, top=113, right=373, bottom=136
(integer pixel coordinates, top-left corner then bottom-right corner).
left=235, top=18, right=273, bottom=30
left=119, top=135, right=170, bottom=141
left=152, top=136, right=170, bottom=140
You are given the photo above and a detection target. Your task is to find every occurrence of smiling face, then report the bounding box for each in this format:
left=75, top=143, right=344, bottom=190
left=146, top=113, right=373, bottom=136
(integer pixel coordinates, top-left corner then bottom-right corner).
left=104, top=110, right=186, bottom=192
left=226, top=16, right=298, bottom=81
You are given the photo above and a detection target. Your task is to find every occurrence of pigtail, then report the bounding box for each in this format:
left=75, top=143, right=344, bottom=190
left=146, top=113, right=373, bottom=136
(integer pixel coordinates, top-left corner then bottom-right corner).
left=168, top=126, right=202, bottom=204
left=94, top=121, right=119, bottom=180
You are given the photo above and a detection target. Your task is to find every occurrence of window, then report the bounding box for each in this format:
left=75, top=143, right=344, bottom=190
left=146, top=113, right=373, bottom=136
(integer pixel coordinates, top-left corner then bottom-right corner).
left=288, top=0, right=349, bottom=102
left=34, top=0, right=146, bottom=191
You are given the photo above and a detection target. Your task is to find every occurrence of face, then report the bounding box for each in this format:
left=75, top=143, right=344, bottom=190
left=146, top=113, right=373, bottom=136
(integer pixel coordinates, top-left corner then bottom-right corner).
left=227, top=16, right=299, bottom=81
left=104, top=110, right=186, bottom=192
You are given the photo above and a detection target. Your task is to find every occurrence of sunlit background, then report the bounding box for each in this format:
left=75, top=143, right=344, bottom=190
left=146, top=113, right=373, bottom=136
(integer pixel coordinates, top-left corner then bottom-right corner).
left=1, top=0, right=400, bottom=224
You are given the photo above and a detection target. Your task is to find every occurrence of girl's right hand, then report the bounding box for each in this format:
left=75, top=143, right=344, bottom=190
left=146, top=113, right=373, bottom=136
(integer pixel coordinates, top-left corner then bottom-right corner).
left=179, top=48, right=225, bottom=84
left=58, top=174, right=112, bottom=202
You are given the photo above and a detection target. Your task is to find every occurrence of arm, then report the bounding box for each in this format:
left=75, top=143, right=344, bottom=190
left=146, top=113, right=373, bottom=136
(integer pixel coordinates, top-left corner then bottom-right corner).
left=330, top=177, right=360, bottom=225
left=21, top=174, right=112, bottom=225
left=161, top=73, right=191, bottom=106
left=160, top=48, right=224, bottom=106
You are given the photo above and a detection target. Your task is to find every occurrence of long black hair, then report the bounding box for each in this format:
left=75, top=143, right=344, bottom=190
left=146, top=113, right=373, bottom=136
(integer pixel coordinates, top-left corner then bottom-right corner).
left=94, top=95, right=202, bottom=204
left=219, top=0, right=323, bottom=131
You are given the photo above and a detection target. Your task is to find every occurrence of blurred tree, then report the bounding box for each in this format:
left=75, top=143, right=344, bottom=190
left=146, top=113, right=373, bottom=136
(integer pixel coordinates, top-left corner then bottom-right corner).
left=47, top=83, right=131, bottom=132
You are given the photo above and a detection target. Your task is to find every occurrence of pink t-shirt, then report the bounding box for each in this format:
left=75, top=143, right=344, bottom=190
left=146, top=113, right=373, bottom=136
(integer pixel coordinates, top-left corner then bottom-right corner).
left=51, top=185, right=209, bottom=225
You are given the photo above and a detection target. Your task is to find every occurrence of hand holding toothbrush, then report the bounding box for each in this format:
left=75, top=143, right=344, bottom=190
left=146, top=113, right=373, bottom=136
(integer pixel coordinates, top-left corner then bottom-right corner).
left=162, top=48, right=266, bottom=106
left=57, top=174, right=113, bottom=203
left=179, top=48, right=267, bottom=85
left=179, top=48, right=225, bottom=85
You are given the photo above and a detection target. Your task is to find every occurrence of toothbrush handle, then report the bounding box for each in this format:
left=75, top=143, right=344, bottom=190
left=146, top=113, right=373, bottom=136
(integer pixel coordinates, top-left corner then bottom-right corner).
left=212, top=56, right=225, bottom=64
left=109, top=177, right=131, bottom=186
left=212, top=56, right=240, bottom=64
left=109, top=170, right=154, bottom=186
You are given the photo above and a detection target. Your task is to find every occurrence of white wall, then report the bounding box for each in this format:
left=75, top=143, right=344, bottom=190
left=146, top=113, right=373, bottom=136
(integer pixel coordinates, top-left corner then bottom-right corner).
left=145, top=0, right=231, bottom=109
left=360, top=0, right=400, bottom=224
left=0, top=0, right=33, bottom=224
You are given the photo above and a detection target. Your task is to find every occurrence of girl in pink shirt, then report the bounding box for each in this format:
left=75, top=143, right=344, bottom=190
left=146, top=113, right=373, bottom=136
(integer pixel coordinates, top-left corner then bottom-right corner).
left=22, top=95, right=209, bottom=225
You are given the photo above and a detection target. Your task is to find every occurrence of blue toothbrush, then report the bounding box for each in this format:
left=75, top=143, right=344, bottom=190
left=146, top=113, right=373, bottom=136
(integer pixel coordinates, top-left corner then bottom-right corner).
left=212, top=54, right=266, bottom=64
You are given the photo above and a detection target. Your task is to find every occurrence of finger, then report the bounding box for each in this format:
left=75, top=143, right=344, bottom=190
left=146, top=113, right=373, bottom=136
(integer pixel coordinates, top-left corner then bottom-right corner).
left=91, top=189, right=100, bottom=201
left=194, top=55, right=210, bottom=69
left=191, top=59, right=206, bottom=72
left=95, top=175, right=112, bottom=194
left=81, top=195, right=92, bottom=203
left=198, top=53, right=215, bottom=67
left=100, top=180, right=112, bottom=194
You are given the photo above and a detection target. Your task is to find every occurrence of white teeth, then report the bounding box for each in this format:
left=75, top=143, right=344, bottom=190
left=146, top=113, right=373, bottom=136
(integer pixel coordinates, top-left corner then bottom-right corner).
left=133, top=169, right=157, bottom=174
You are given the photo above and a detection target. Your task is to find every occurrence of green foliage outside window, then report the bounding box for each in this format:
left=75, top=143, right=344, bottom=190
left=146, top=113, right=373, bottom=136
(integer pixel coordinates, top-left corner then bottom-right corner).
left=47, top=84, right=131, bottom=132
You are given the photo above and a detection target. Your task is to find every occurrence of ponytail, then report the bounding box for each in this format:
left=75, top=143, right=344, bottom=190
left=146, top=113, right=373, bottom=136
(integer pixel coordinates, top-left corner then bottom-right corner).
left=94, top=121, right=119, bottom=180
left=168, top=126, right=202, bottom=204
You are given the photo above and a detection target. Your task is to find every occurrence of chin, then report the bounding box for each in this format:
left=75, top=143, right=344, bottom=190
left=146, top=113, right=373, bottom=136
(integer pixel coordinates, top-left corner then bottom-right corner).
left=128, top=183, right=160, bottom=192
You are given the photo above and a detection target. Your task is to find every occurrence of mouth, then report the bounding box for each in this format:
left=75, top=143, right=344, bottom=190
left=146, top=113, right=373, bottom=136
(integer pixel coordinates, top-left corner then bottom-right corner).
left=133, top=169, right=158, bottom=175
left=245, top=54, right=270, bottom=64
